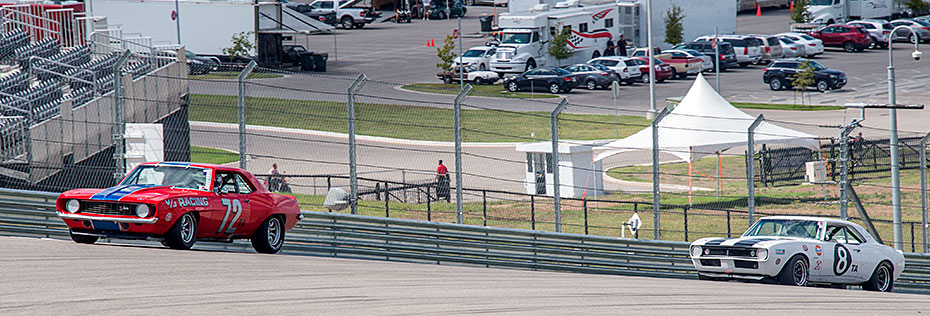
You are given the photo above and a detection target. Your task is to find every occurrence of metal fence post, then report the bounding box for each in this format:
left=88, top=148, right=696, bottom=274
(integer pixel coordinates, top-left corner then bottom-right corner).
left=531, top=195, right=536, bottom=230
left=427, top=185, right=432, bottom=221
left=652, top=108, right=669, bottom=240
left=920, top=132, right=930, bottom=252
left=384, top=181, right=389, bottom=218
left=347, top=73, right=367, bottom=214
left=237, top=61, right=257, bottom=170
left=551, top=99, right=568, bottom=232
left=684, top=206, right=689, bottom=242
left=839, top=119, right=860, bottom=221
left=746, top=114, right=764, bottom=226
left=482, top=190, right=487, bottom=226
left=584, top=199, right=588, bottom=235
left=453, top=84, right=472, bottom=224
left=112, top=51, right=131, bottom=179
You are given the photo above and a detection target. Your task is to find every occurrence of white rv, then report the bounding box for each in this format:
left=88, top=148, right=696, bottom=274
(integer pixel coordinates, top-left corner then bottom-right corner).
left=808, top=0, right=906, bottom=24
left=490, top=1, right=620, bottom=74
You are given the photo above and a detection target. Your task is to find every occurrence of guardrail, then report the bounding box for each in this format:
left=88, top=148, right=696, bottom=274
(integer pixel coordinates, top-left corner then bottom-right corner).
left=2, top=188, right=929, bottom=292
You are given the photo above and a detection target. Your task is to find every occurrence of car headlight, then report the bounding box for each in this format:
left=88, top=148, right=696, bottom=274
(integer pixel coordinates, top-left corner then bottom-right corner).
left=690, top=246, right=702, bottom=257
left=513, top=56, right=526, bottom=62
left=757, top=248, right=768, bottom=260
left=135, top=204, right=151, bottom=217
left=66, top=199, right=80, bottom=213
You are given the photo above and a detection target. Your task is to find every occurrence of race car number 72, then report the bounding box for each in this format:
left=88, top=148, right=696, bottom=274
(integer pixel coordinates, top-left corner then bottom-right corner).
left=218, top=198, right=242, bottom=234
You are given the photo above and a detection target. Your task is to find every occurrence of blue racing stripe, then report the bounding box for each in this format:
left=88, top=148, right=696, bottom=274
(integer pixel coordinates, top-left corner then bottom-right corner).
left=733, top=238, right=775, bottom=247
left=703, top=238, right=727, bottom=246
left=90, top=184, right=156, bottom=201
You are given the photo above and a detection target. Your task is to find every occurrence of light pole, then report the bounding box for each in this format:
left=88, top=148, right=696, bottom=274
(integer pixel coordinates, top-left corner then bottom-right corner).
left=887, top=25, right=921, bottom=251
left=646, top=0, right=656, bottom=119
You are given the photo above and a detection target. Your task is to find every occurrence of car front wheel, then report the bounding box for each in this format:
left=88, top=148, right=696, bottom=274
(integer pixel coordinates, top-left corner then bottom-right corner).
left=164, top=212, right=197, bottom=250
left=341, top=17, right=354, bottom=29
left=862, top=261, right=894, bottom=292
left=816, top=79, right=829, bottom=92
left=69, top=229, right=98, bottom=244
left=548, top=83, right=560, bottom=94
left=777, top=255, right=809, bottom=287
left=585, top=79, right=597, bottom=90
left=251, top=216, right=285, bottom=254
left=843, top=41, right=856, bottom=53
left=641, top=74, right=650, bottom=84
left=507, top=81, right=519, bottom=92
left=769, top=77, right=783, bottom=91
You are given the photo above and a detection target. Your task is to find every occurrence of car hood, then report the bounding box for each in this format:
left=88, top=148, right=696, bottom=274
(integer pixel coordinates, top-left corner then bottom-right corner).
left=817, top=69, right=845, bottom=76
left=62, top=184, right=207, bottom=204
left=692, top=236, right=812, bottom=248
left=455, top=56, right=483, bottom=64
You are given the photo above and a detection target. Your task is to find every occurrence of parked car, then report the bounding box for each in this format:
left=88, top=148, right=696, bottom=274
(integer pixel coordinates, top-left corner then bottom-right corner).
left=763, top=58, right=847, bottom=92
left=889, top=19, right=930, bottom=43
left=673, top=41, right=738, bottom=71
left=777, top=37, right=805, bottom=58
left=695, top=35, right=762, bottom=67
left=502, top=67, right=578, bottom=94
left=631, top=48, right=703, bottom=79
left=663, top=49, right=714, bottom=72
left=848, top=19, right=892, bottom=49
left=307, top=0, right=381, bottom=29
left=465, top=0, right=506, bottom=6
left=153, top=49, right=220, bottom=75
left=776, top=32, right=824, bottom=58
left=454, top=46, right=496, bottom=71
left=561, top=64, right=619, bottom=90
left=55, top=162, right=301, bottom=253
left=807, top=24, right=870, bottom=52
left=746, top=34, right=784, bottom=64
left=587, top=56, right=642, bottom=85
left=437, top=65, right=499, bottom=85
left=630, top=57, right=673, bottom=83
left=690, top=216, right=903, bottom=292
left=287, top=3, right=338, bottom=26
left=429, top=0, right=467, bottom=19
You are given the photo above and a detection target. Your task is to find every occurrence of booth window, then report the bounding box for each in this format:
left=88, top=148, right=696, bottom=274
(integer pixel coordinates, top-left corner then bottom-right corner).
left=579, top=23, right=588, bottom=33
left=526, top=152, right=533, bottom=172
left=605, top=18, right=613, bottom=28
left=545, top=153, right=553, bottom=173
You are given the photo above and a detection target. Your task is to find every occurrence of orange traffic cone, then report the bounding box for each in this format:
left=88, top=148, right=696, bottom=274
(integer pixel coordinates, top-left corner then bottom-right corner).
left=756, top=3, right=761, bottom=16
left=430, top=39, right=435, bottom=47
left=789, top=1, right=794, bottom=12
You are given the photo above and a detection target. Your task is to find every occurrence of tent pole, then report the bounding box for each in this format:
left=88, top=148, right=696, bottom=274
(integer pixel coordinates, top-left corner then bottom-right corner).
left=747, top=114, right=765, bottom=227
left=688, top=147, right=693, bottom=208
left=717, top=151, right=721, bottom=200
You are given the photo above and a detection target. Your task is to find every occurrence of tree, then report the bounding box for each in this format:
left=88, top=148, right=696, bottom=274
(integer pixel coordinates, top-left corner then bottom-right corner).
left=792, top=60, right=816, bottom=106
left=905, top=0, right=929, bottom=15
left=663, top=3, right=685, bottom=46
left=790, top=0, right=813, bottom=24
left=222, top=31, right=254, bottom=62
left=548, top=23, right=573, bottom=67
left=436, top=34, right=457, bottom=72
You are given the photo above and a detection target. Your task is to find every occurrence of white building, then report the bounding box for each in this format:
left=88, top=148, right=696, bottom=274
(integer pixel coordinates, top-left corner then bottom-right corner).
left=515, top=141, right=605, bottom=199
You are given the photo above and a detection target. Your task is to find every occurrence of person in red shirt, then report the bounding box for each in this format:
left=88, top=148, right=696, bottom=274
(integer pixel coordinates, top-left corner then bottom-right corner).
left=436, top=160, right=450, bottom=201
left=436, top=160, right=448, bottom=180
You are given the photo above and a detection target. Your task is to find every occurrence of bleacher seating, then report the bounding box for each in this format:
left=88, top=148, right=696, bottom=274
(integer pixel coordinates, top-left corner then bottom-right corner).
left=33, top=46, right=92, bottom=81
left=14, top=37, right=60, bottom=70
left=0, top=117, right=26, bottom=157
left=0, top=80, right=63, bottom=117
left=0, top=70, right=29, bottom=95
left=0, top=29, right=28, bottom=61
left=69, top=87, right=95, bottom=107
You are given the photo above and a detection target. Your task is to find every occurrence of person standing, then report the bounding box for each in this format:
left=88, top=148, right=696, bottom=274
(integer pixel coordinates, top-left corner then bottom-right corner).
left=422, top=0, right=431, bottom=20
left=436, top=160, right=450, bottom=202
left=617, top=34, right=627, bottom=56
left=267, top=163, right=281, bottom=192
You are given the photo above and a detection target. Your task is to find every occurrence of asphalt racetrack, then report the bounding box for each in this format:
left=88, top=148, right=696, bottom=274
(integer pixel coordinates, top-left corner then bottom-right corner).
left=2, top=237, right=929, bottom=315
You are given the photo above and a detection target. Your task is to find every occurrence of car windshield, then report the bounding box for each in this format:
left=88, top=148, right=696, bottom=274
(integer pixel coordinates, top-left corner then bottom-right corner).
left=121, top=165, right=212, bottom=191
left=808, top=60, right=827, bottom=70
left=810, top=0, right=832, bottom=5
left=462, top=49, right=486, bottom=57
left=553, top=68, right=571, bottom=76
left=501, top=33, right=531, bottom=44
left=744, top=219, right=822, bottom=239
left=592, top=59, right=619, bottom=66
left=800, top=34, right=816, bottom=40
left=683, top=49, right=704, bottom=56
left=914, top=20, right=930, bottom=27
left=780, top=37, right=795, bottom=44
left=589, top=63, right=611, bottom=71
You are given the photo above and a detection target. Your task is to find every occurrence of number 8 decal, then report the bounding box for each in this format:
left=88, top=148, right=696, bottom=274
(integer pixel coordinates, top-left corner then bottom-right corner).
left=219, top=198, right=242, bottom=234
left=834, top=243, right=851, bottom=276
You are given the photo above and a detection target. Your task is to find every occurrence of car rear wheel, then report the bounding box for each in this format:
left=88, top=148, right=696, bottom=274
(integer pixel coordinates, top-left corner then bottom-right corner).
left=473, top=77, right=483, bottom=85
left=843, top=41, right=856, bottom=53
left=641, top=74, right=650, bottom=84
left=777, top=255, right=809, bottom=287
left=507, top=81, right=518, bottom=92
left=862, top=261, right=894, bottom=292
left=251, top=216, right=285, bottom=254
left=816, top=79, right=829, bottom=92
left=525, top=59, right=536, bottom=71
left=869, top=37, right=878, bottom=49
left=164, top=212, right=197, bottom=250
left=443, top=76, right=453, bottom=84
left=548, top=83, right=560, bottom=94
left=341, top=16, right=354, bottom=29
left=769, top=77, right=783, bottom=91
left=669, top=68, right=678, bottom=79
left=69, top=229, right=98, bottom=244
left=479, top=63, right=487, bottom=71
left=585, top=79, right=597, bottom=90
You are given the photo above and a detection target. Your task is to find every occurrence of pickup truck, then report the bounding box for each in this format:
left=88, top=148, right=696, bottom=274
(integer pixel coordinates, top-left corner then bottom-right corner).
left=631, top=47, right=702, bottom=79
left=307, top=0, right=382, bottom=29
left=437, top=66, right=499, bottom=85
left=287, top=4, right=338, bottom=26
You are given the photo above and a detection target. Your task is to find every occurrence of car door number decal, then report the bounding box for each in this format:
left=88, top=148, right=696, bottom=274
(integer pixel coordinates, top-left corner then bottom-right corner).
left=218, top=199, right=243, bottom=234
left=834, top=244, right=851, bottom=276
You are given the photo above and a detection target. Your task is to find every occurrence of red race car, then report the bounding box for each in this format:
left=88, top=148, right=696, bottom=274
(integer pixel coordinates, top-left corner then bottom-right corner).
left=56, top=162, right=301, bottom=254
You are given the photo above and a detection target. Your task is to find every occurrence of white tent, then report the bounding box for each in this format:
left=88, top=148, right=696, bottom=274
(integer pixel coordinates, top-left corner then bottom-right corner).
left=594, top=74, right=820, bottom=162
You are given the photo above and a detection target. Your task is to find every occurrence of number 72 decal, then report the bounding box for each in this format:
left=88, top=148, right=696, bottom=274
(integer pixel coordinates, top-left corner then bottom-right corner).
left=218, top=198, right=242, bottom=234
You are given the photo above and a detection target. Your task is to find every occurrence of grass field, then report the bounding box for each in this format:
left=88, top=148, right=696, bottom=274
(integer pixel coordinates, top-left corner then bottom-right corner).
left=401, top=83, right=559, bottom=99
left=189, top=94, right=650, bottom=142
left=189, top=72, right=283, bottom=80
left=190, top=146, right=238, bottom=165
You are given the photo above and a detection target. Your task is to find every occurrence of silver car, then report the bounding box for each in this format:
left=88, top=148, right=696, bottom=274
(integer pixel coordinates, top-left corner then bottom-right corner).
left=777, top=37, right=804, bottom=58
left=777, top=32, right=824, bottom=57
left=848, top=20, right=892, bottom=49
left=889, top=19, right=930, bottom=43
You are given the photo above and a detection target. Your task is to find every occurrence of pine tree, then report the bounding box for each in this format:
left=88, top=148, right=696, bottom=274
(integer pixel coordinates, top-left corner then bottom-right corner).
left=548, top=23, right=573, bottom=67
left=663, top=4, right=685, bottom=46
left=436, top=35, right=457, bottom=72
left=790, top=0, right=813, bottom=24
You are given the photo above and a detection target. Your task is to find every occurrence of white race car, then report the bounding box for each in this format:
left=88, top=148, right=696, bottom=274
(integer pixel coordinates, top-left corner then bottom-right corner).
left=690, top=216, right=904, bottom=292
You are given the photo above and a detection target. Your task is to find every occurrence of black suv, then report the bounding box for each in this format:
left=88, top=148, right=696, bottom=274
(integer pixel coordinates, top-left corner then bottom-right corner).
left=763, top=59, right=846, bottom=92
left=674, top=41, right=738, bottom=71
left=503, top=67, right=578, bottom=94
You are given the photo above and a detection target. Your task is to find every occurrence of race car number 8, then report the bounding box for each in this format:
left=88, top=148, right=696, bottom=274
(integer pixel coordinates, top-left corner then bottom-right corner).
left=219, top=199, right=242, bottom=234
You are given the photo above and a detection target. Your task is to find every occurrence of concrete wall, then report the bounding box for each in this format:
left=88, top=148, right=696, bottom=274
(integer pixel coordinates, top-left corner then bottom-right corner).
left=638, top=0, right=737, bottom=49
left=27, top=59, right=189, bottom=184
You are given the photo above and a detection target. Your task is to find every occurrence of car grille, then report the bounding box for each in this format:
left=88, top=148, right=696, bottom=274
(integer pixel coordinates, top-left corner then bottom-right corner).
left=81, top=201, right=136, bottom=216
left=704, top=246, right=757, bottom=258
left=734, top=260, right=759, bottom=269
left=700, top=259, right=721, bottom=267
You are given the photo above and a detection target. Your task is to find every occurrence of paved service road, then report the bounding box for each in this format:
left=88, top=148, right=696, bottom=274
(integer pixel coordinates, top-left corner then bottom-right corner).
left=1, top=236, right=928, bottom=315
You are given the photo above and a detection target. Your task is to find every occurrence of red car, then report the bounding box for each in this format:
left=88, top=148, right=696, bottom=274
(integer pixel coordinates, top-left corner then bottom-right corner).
left=56, top=162, right=301, bottom=253
left=808, top=24, right=870, bottom=53
left=631, top=57, right=673, bottom=83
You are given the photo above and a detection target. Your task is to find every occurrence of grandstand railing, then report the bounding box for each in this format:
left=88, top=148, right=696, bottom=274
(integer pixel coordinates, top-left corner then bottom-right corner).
left=0, top=4, right=84, bottom=49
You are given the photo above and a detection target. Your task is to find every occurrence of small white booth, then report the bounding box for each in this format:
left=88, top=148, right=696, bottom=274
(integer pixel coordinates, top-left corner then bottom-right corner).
left=515, top=141, right=606, bottom=199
